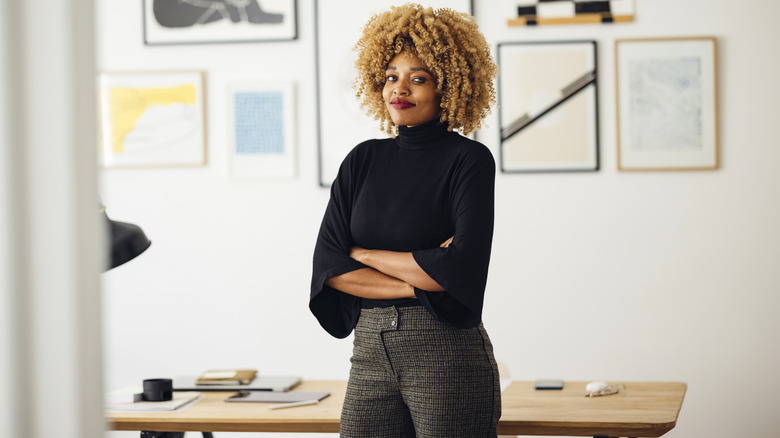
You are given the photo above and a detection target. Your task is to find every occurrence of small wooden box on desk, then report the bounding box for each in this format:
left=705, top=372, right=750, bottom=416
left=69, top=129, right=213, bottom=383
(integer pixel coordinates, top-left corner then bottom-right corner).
left=106, top=380, right=686, bottom=437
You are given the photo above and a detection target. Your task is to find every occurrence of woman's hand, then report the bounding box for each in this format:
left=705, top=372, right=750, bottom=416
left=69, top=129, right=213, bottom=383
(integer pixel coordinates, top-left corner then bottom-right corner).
left=440, top=236, right=454, bottom=248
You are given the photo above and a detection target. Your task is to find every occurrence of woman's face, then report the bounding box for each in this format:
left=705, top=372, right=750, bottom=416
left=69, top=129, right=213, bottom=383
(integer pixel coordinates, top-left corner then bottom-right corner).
left=382, top=51, right=441, bottom=128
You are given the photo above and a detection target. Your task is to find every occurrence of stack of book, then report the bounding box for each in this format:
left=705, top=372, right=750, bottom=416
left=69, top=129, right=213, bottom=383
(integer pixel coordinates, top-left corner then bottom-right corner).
left=195, top=369, right=258, bottom=386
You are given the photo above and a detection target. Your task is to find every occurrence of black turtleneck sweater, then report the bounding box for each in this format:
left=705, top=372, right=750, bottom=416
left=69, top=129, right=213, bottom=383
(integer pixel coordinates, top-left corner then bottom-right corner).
left=310, top=120, right=496, bottom=338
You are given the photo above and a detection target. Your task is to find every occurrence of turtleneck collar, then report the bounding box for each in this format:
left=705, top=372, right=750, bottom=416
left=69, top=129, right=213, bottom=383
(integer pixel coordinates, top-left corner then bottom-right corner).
left=396, top=118, right=450, bottom=150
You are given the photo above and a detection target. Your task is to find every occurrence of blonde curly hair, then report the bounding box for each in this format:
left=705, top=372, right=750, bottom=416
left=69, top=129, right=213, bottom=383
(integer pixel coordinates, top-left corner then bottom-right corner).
left=353, top=3, right=497, bottom=136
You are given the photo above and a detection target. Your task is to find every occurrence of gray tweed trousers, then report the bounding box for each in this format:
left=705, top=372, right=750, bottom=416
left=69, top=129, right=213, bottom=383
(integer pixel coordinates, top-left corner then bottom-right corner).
left=340, top=305, right=501, bottom=438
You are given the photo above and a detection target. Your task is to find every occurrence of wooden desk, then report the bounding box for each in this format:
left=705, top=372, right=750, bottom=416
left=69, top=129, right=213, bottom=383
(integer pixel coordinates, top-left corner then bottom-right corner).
left=108, top=380, right=343, bottom=434
left=106, top=380, right=686, bottom=437
left=499, top=381, right=686, bottom=437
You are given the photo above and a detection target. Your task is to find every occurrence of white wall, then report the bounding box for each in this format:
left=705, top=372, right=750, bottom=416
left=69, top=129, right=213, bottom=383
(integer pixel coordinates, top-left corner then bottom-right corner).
left=99, top=1, right=780, bottom=437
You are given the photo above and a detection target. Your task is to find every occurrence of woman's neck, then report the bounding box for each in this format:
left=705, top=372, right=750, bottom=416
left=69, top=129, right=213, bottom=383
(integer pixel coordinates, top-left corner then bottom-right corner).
left=396, top=119, right=449, bottom=149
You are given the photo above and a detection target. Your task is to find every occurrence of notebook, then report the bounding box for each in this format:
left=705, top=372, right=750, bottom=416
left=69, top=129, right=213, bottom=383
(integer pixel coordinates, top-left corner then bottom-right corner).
left=174, top=375, right=301, bottom=392
left=104, top=391, right=201, bottom=412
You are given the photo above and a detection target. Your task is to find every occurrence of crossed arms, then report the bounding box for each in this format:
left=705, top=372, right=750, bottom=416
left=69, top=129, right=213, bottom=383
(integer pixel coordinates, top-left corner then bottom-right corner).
left=325, top=237, right=453, bottom=300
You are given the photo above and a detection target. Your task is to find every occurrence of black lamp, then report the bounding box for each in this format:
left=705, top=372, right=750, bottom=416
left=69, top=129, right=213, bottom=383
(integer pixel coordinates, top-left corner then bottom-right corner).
left=100, top=201, right=151, bottom=270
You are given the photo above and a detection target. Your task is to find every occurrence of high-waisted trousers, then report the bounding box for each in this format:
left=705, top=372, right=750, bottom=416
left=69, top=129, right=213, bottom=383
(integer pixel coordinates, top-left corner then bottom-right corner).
left=340, top=305, right=501, bottom=438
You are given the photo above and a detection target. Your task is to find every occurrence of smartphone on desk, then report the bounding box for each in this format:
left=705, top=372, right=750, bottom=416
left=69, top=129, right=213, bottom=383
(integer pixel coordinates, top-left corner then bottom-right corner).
left=534, top=379, right=564, bottom=390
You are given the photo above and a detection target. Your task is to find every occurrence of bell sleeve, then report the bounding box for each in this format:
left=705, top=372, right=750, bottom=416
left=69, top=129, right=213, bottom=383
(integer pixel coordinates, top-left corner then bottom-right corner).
left=310, top=150, right=366, bottom=338
left=412, top=146, right=495, bottom=328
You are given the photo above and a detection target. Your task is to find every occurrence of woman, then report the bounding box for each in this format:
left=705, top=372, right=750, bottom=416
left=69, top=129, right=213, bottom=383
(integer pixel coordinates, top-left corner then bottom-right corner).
left=310, top=4, right=500, bottom=437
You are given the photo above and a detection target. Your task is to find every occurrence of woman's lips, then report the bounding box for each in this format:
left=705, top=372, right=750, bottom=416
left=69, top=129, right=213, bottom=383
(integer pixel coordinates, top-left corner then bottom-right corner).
left=390, top=98, right=415, bottom=110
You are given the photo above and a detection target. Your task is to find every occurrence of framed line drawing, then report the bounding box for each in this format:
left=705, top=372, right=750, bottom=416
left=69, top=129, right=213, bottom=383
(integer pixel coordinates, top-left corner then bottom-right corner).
left=98, top=71, right=206, bottom=168
left=497, top=40, right=599, bottom=173
left=143, top=0, right=297, bottom=45
left=315, top=0, right=473, bottom=187
left=615, top=37, right=719, bottom=171
left=228, top=82, right=297, bottom=179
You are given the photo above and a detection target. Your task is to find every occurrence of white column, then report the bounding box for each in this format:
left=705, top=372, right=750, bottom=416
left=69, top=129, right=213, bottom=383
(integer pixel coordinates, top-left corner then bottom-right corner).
left=0, top=2, right=22, bottom=435
left=0, top=1, right=104, bottom=437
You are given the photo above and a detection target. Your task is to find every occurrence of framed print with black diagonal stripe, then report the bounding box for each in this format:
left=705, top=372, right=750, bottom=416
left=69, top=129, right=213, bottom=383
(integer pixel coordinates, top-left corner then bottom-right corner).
left=497, top=40, right=599, bottom=173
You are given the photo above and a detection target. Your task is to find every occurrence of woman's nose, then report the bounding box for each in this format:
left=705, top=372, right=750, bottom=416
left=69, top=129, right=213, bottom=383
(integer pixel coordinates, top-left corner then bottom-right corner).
left=393, top=80, right=410, bottom=95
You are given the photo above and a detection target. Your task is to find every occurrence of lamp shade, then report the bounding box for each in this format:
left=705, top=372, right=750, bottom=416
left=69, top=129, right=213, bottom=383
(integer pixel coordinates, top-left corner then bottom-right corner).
left=103, top=211, right=151, bottom=270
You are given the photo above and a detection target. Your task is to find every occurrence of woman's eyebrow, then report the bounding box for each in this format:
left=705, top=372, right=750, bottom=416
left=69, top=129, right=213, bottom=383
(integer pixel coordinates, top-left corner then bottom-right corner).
left=385, top=65, right=432, bottom=74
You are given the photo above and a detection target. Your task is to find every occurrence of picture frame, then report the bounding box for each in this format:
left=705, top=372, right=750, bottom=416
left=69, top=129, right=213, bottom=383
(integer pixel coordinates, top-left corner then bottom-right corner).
left=508, top=0, right=635, bottom=26
left=97, top=71, right=206, bottom=168
left=497, top=40, right=599, bottom=173
left=143, top=0, right=297, bottom=45
left=615, top=37, right=719, bottom=171
left=228, top=82, right=297, bottom=179
left=314, top=0, right=473, bottom=187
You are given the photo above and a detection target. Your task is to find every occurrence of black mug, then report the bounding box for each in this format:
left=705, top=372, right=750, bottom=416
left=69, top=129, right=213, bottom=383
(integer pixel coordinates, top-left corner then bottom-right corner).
left=142, top=378, right=173, bottom=402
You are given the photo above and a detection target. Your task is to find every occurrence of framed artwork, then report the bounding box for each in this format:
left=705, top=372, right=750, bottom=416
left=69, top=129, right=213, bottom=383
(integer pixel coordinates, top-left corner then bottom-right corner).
left=97, top=71, right=206, bottom=168
left=615, top=37, right=719, bottom=171
left=143, top=0, right=297, bottom=45
left=228, top=82, right=297, bottom=179
left=314, top=0, right=473, bottom=187
left=497, top=41, right=599, bottom=173
left=508, top=0, right=634, bottom=26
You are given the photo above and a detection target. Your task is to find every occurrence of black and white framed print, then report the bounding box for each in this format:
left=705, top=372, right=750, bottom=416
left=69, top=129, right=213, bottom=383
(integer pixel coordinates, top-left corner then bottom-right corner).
left=143, top=0, right=297, bottom=45
left=497, top=40, right=599, bottom=173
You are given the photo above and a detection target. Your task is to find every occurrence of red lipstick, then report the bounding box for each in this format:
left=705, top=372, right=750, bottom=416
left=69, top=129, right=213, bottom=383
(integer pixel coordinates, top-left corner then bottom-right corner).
left=390, top=98, right=415, bottom=110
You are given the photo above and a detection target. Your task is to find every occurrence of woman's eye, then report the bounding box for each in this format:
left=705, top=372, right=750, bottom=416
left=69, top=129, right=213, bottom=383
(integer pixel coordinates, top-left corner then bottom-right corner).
left=412, top=77, right=426, bottom=84
left=385, top=75, right=397, bottom=83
